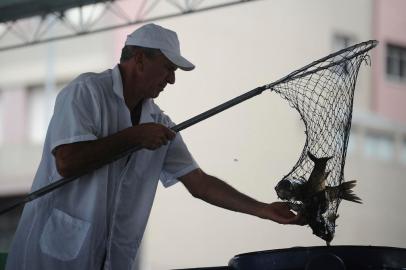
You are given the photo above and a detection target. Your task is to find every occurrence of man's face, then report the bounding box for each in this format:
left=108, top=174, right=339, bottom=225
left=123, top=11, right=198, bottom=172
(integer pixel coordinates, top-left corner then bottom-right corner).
left=138, top=52, right=177, bottom=99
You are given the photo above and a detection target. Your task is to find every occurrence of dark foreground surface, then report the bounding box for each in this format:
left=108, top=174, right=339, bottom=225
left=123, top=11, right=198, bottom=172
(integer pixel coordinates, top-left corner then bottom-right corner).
left=174, top=245, right=406, bottom=270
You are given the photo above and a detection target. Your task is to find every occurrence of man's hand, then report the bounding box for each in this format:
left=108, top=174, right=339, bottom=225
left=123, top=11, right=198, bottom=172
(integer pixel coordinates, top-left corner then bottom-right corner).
left=259, top=202, right=306, bottom=225
left=180, top=170, right=306, bottom=226
left=132, top=123, right=176, bottom=150
left=54, top=123, right=176, bottom=178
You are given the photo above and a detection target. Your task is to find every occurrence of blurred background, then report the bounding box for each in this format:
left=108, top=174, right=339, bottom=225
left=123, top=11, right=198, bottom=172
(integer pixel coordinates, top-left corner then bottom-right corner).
left=0, top=0, right=405, bottom=269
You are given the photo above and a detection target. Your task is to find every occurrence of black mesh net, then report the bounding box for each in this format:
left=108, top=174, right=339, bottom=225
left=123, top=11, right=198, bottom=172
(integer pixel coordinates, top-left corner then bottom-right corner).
left=272, top=40, right=377, bottom=244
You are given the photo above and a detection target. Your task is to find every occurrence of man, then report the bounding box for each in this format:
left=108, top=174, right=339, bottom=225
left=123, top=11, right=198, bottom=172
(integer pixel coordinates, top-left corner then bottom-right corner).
left=6, top=24, right=302, bottom=270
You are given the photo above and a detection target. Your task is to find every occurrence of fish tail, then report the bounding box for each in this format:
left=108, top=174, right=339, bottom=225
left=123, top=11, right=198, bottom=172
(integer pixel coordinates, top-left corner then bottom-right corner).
left=340, top=180, right=362, bottom=204
left=307, top=151, right=333, bottom=163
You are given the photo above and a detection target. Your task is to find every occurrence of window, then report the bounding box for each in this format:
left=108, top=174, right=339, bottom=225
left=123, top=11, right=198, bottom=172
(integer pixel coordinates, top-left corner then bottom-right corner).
left=401, top=138, right=406, bottom=165
left=363, top=132, right=394, bottom=161
left=332, top=34, right=356, bottom=76
left=386, top=43, right=406, bottom=81
left=27, top=82, right=65, bottom=144
left=333, top=34, right=354, bottom=51
left=347, top=129, right=357, bottom=154
left=64, top=3, right=105, bottom=29
left=0, top=91, right=3, bottom=145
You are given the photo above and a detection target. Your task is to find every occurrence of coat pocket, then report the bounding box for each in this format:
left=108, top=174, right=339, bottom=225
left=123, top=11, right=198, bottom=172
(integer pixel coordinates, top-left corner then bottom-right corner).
left=40, top=208, right=91, bottom=261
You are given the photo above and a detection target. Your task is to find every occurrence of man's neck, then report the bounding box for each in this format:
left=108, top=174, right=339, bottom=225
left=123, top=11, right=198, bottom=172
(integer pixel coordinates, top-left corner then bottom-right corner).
left=131, top=102, right=143, bottom=126
left=123, top=84, right=143, bottom=111
left=118, top=64, right=143, bottom=111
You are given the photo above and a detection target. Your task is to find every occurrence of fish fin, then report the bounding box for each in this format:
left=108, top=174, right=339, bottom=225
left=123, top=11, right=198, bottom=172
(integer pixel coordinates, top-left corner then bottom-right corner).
left=307, top=151, right=317, bottom=162
left=307, top=151, right=333, bottom=163
left=340, top=180, right=362, bottom=204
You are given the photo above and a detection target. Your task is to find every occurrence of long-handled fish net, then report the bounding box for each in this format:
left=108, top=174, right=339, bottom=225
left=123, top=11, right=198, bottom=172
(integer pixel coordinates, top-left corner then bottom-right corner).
left=273, top=40, right=377, bottom=243
left=0, top=41, right=377, bottom=245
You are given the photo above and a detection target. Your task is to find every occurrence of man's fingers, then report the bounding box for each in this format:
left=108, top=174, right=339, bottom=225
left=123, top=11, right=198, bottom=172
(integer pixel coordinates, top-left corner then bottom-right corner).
left=165, top=128, right=176, bottom=140
left=161, top=136, right=168, bottom=145
left=292, top=212, right=307, bottom=225
left=276, top=201, right=291, bottom=211
left=136, top=123, right=176, bottom=149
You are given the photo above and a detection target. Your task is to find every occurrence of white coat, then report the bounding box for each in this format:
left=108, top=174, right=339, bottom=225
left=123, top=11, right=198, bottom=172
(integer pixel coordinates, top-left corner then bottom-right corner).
left=6, top=65, right=199, bottom=270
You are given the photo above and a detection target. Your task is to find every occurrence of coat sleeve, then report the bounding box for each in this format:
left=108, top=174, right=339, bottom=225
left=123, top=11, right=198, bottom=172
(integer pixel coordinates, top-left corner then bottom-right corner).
left=159, top=115, right=199, bottom=187
left=48, top=80, right=101, bottom=153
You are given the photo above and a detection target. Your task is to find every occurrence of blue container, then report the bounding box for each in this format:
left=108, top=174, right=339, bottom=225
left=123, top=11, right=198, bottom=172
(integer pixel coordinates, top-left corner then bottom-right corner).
left=229, top=246, right=406, bottom=270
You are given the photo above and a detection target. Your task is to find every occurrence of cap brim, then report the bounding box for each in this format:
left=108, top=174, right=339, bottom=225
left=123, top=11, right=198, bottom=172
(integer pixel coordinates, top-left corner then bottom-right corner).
left=161, top=50, right=195, bottom=71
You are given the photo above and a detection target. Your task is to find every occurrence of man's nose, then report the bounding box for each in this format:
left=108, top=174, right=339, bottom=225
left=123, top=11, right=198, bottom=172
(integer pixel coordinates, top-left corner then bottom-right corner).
left=167, top=71, right=175, bottom=84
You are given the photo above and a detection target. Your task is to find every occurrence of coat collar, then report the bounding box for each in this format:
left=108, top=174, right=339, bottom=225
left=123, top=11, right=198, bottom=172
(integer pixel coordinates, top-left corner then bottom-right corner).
left=140, top=99, right=163, bottom=124
left=112, top=65, right=125, bottom=101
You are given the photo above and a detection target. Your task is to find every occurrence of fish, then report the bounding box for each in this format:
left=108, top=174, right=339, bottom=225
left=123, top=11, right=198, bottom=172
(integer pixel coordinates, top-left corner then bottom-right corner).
left=275, top=151, right=332, bottom=202
left=275, top=176, right=306, bottom=201
left=306, top=151, right=332, bottom=195
left=276, top=151, right=361, bottom=204
left=306, top=179, right=361, bottom=244
left=275, top=151, right=362, bottom=244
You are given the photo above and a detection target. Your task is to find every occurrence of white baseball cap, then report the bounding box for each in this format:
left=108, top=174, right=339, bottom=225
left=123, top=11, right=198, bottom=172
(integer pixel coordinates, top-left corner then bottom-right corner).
left=125, top=23, right=195, bottom=71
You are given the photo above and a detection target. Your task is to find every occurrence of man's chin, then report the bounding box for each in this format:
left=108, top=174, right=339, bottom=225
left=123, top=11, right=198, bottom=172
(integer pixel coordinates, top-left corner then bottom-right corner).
left=155, top=90, right=164, bottom=98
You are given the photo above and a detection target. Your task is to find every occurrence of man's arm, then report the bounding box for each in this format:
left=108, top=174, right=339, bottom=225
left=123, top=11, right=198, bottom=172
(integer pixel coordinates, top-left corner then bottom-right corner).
left=54, top=123, right=175, bottom=178
left=179, top=168, right=303, bottom=225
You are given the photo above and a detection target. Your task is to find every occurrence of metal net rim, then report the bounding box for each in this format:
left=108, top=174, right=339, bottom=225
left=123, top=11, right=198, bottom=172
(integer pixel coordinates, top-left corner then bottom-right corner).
left=265, top=40, right=378, bottom=90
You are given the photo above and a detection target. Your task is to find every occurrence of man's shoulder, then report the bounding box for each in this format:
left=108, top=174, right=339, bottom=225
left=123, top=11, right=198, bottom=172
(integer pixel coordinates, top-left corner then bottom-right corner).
left=59, top=69, right=113, bottom=98
left=73, top=69, right=112, bottom=87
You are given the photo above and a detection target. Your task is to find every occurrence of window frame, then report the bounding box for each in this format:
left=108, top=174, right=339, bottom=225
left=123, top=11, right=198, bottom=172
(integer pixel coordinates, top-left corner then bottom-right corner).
left=386, top=43, right=406, bottom=83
